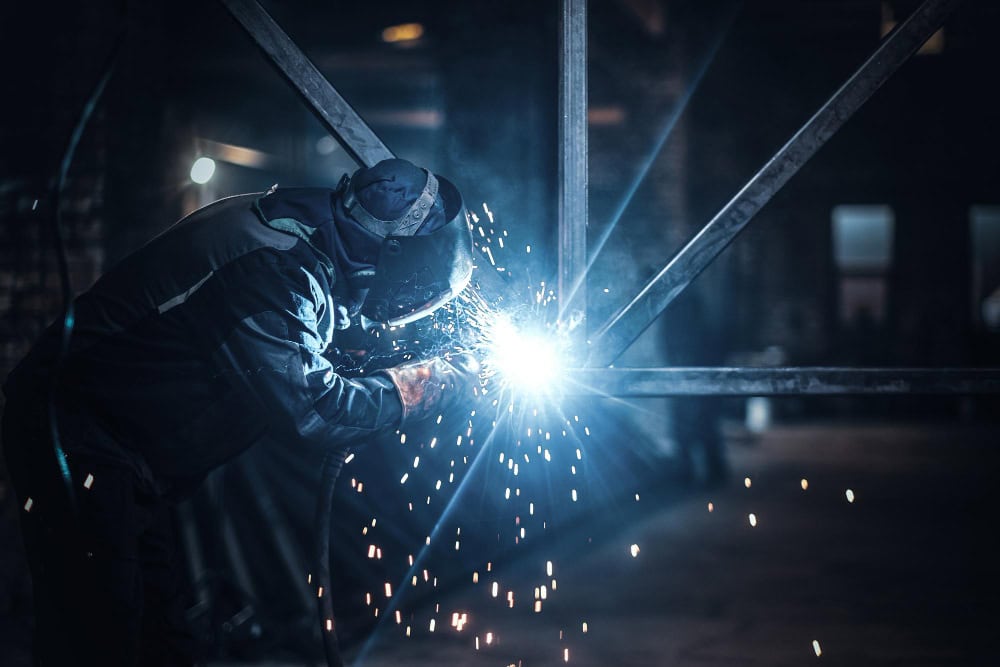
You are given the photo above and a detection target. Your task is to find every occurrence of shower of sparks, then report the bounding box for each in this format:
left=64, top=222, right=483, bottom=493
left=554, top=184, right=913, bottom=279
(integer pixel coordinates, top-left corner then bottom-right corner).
left=349, top=204, right=603, bottom=667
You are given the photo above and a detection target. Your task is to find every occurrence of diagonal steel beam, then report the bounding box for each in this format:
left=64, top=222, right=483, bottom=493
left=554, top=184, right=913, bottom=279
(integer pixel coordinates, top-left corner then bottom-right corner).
left=220, top=0, right=394, bottom=167
left=587, top=0, right=962, bottom=367
left=566, top=367, right=1000, bottom=396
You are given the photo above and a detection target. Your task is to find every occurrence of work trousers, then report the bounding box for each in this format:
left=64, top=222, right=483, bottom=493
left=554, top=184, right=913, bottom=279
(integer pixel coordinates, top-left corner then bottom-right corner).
left=2, top=399, right=195, bottom=667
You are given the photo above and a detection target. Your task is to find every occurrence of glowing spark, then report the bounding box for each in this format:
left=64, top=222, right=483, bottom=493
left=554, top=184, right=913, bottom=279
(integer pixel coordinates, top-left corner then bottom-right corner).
left=801, top=478, right=809, bottom=490
left=744, top=476, right=752, bottom=488
left=748, top=513, right=758, bottom=527
left=582, top=622, right=588, bottom=633
left=23, top=498, right=33, bottom=512
left=813, top=639, right=822, bottom=656
left=83, top=473, right=94, bottom=489
left=846, top=489, right=855, bottom=503
left=708, top=502, right=714, bottom=512
left=630, top=544, right=640, bottom=558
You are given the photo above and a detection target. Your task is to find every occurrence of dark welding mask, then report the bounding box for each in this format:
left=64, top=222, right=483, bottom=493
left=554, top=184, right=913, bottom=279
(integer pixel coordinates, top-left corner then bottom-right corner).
left=341, top=165, right=473, bottom=326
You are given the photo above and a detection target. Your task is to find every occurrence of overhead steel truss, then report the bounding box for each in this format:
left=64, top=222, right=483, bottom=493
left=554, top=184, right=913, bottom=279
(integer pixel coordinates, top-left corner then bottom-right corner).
left=222, top=0, right=999, bottom=397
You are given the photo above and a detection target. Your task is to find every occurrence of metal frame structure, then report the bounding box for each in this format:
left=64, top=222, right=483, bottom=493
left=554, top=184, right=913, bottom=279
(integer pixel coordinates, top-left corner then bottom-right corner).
left=221, top=0, right=1000, bottom=396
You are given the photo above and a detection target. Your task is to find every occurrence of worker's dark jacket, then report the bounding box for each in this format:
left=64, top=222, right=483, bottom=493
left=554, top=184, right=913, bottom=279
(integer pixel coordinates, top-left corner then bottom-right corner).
left=3, top=189, right=401, bottom=497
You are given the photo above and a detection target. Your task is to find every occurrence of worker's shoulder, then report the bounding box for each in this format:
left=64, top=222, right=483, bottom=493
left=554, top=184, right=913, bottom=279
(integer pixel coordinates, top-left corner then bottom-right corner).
left=168, top=192, right=301, bottom=253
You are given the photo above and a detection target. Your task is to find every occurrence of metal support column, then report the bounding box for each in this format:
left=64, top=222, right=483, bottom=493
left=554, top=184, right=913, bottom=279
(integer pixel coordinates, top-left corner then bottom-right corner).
left=559, top=0, right=588, bottom=347
left=588, top=0, right=962, bottom=367
left=220, top=0, right=394, bottom=167
left=567, top=367, right=1000, bottom=396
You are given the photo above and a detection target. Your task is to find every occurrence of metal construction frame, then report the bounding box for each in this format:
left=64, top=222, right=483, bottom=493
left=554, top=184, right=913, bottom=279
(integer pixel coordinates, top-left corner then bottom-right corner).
left=221, top=0, right=999, bottom=397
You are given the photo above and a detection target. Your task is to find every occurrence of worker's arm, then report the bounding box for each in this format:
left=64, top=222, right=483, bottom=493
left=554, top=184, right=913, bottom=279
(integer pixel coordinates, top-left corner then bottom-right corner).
left=211, top=253, right=403, bottom=449
left=209, top=251, right=478, bottom=448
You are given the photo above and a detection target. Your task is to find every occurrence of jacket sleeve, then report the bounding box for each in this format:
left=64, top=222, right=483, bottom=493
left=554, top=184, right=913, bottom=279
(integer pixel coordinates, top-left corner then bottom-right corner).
left=210, top=253, right=402, bottom=449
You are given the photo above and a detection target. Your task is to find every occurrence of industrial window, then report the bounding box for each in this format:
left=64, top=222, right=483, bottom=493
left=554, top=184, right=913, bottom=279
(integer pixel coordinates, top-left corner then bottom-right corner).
left=832, top=204, right=895, bottom=325
left=832, top=205, right=895, bottom=272
left=971, top=205, right=1000, bottom=331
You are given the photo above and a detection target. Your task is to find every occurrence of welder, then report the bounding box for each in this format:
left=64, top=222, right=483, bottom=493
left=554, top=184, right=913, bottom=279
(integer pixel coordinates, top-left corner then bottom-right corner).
left=1, top=157, right=479, bottom=666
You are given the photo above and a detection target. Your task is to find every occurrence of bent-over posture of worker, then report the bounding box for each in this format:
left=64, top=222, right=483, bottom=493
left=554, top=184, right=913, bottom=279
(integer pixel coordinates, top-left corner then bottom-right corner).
left=2, top=158, right=479, bottom=666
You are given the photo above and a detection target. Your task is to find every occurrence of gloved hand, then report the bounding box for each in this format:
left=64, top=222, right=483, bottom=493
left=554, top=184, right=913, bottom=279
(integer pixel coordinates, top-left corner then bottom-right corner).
left=382, top=352, right=481, bottom=424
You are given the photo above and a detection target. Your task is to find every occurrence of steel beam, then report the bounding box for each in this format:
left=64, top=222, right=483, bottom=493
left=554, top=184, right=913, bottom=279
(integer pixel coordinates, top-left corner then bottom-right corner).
left=587, top=0, right=962, bottom=367
left=220, top=0, right=394, bottom=167
left=566, top=367, right=1000, bottom=396
left=559, top=0, right=589, bottom=348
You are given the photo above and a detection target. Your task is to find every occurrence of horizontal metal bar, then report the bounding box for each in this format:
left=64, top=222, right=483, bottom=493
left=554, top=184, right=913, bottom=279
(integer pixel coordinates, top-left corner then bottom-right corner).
left=587, top=0, right=962, bottom=367
left=566, top=367, right=1000, bottom=396
left=221, top=0, right=394, bottom=167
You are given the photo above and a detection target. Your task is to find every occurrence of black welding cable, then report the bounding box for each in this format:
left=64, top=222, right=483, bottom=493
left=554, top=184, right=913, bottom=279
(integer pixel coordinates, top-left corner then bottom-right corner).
left=47, top=29, right=125, bottom=508
left=314, top=447, right=349, bottom=667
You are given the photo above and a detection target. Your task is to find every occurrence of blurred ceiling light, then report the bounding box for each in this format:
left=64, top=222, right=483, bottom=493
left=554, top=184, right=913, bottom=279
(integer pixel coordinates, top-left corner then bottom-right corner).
left=588, top=106, right=626, bottom=126
left=190, top=157, right=216, bottom=184
left=198, top=139, right=273, bottom=169
left=364, top=109, right=443, bottom=129
left=382, top=23, right=424, bottom=44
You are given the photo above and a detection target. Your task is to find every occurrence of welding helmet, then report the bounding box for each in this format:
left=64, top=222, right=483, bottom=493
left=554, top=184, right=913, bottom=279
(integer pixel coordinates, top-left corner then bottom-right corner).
left=340, top=159, right=474, bottom=326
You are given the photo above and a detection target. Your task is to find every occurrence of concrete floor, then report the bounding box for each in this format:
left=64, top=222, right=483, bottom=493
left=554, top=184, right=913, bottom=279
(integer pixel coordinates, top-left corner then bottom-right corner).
left=5, top=422, right=997, bottom=666
left=334, top=422, right=1000, bottom=667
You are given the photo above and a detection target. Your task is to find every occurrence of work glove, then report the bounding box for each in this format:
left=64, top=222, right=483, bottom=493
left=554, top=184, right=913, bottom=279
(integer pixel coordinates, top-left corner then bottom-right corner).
left=382, top=352, right=481, bottom=424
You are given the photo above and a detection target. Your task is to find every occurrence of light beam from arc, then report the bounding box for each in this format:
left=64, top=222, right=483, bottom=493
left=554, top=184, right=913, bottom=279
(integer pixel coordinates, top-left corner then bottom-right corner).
left=559, top=11, right=737, bottom=323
